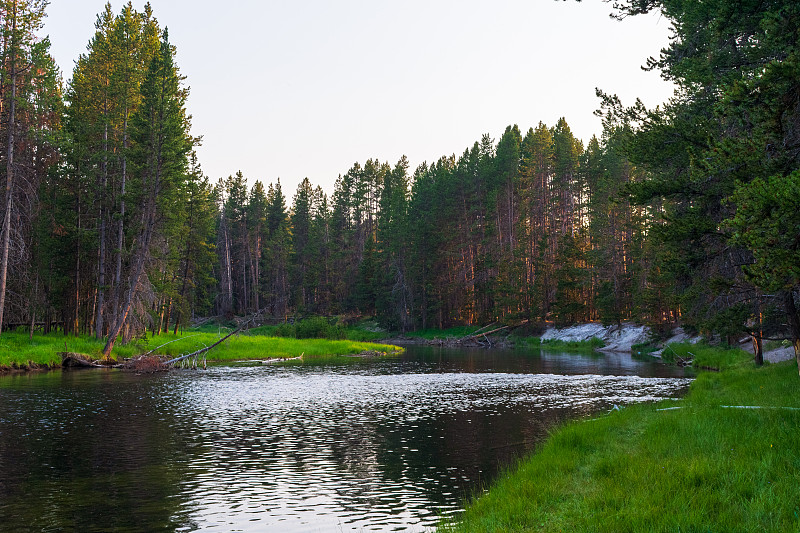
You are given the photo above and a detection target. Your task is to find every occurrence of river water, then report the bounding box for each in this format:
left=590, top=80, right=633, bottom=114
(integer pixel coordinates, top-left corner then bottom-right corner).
left=0, top=345, right=691, bottom=532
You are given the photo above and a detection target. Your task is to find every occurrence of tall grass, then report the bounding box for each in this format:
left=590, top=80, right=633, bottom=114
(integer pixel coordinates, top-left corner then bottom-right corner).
left=441, top=354, right=800, bottom=532
left=0, top=329, right=401, bottom=369
left=536, top=337, right=605, bottom=353
left=0, top=331, right=143, bottom=368
left=146, top=331, right=401, bottom=361
left=661, top=342, right=752, bottom=370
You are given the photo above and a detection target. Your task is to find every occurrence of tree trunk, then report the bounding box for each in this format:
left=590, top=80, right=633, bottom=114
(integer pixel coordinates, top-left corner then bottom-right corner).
left=784, top=290, right=800, bottom=376
left=96, top=109, right=110, bottom=339
left=103, top=214, right=154, bottom=357
left=116, top=111, right=128, bottom=290
left=0, top=6, right=16, bottom=337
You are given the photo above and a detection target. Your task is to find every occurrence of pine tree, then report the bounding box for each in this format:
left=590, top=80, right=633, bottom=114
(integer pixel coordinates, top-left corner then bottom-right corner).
left=519, top=123, right=554, bottom=320
left=376, top=156, right=411, bottom=331
left=605, top=0, right=800, bottom=359
left=64, top=2, right=160, bottom=338
left=290, top=177, right=313, bottom=311
left=262, top=181, right=289, bottom=318
left=246, top=180, right=267, bottom=313
left=171, top=153, right=217, bottom=333
left=103, top=29, right=191, bottom=356
left=222, top=171, right=248, bottom=313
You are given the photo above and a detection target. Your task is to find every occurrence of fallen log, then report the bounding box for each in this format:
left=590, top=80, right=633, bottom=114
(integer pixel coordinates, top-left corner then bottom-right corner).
left=60, top=352, right=105, bottom=368
left=142, top=334, right=201, bottom=357
left=455, top=320, right=529, bottom=345
left=461, top=325, right=511, bottom=341
left=457, top=322, right=497, bottom=342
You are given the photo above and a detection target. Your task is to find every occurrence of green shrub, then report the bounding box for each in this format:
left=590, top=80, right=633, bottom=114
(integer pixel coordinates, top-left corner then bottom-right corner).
left=272, top=322, right=297, bottom=338
left=539, top=337, right=605, bottom=352
left=663, top=342, right=752, bottom=371
left=631, top=341, right=659, bottom=355
left=295, top=317, right=332, bottom=339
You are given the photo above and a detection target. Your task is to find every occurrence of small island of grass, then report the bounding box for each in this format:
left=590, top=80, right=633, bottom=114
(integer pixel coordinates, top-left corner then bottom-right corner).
left=0, top=325, right=403, bottom=372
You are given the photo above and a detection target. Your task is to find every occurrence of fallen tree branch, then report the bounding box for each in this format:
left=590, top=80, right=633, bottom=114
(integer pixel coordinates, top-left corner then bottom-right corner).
left=143, top=334, right=201, bottom=357
left=162, top=307, right=268, bottom=366
left=458, top=322, right=497, bottom=342
left=463, top=325, right=510, bottom=340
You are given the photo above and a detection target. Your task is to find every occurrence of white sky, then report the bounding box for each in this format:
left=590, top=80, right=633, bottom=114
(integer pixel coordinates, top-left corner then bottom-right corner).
left=43, top=0, right=675, bottom=196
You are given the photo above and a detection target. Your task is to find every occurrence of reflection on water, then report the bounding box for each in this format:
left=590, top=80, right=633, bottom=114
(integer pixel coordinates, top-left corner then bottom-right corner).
left=0, top=346, right=691, bottom=532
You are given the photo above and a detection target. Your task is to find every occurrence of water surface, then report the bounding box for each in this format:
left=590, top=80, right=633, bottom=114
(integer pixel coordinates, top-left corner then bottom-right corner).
left=0, top=345, right=691, bottom=532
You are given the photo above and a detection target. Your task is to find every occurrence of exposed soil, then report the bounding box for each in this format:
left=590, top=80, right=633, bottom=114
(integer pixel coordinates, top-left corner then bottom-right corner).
left=0, top=361, right=59, bottom=373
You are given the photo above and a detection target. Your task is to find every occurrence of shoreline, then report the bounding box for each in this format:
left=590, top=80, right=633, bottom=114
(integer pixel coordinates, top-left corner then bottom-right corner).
left=440, top=355, right=800, bottom=532
left=0, top=330, right=403, bottom=374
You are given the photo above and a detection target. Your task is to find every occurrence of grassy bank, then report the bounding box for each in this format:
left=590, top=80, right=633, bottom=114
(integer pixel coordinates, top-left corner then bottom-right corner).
left=518, top=337, right=605, bottom=353
left=0, top=329, right=402, bottom=370
left=402, top=326, right=606, bottom=354
left=661, top=341, right=752, bottom=370
left=144, top=331, right=402, bottom=362
left=442, top=354, right=800, bottom=532
left=0, top=332, right=142, bottom=368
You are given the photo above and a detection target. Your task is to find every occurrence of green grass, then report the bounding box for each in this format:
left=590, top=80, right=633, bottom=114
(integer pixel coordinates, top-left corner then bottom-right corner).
left=246, top=318, right=386, bottom=342
left=662, top=342, right=752, bottom=370
left=145, top=331, right=402, bottom=362
left=536, top=337, right=605, bottom=353
left=0, top=331, right=143, bottom=368
left=764, top=339, right=792, bottom=352
left=441, top=353, right=800, bottom=532
left=0, top=329, right=401, bottom=369
left=631, top=341, right=660, bottom=355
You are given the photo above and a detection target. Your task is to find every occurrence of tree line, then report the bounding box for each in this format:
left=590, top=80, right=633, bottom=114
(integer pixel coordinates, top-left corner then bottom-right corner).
left=0, top=1, right=798, bottom=368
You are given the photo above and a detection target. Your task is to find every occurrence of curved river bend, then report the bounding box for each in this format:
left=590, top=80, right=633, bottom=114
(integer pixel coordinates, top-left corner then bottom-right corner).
left=0, top=345, right=691, bottom=532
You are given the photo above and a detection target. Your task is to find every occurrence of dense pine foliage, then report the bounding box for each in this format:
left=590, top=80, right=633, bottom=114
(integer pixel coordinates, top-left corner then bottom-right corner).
left=0, top=1, right=798, bottom=368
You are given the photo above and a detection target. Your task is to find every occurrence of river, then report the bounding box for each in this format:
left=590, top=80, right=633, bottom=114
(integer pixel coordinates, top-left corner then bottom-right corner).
left=0, top=345, right=691, bottom=532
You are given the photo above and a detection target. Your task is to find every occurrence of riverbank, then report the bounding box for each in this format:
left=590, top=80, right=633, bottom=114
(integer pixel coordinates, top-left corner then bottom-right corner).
left=441, top=355, right=800, bottom=532
left=0, top=330, right=402, bottom=372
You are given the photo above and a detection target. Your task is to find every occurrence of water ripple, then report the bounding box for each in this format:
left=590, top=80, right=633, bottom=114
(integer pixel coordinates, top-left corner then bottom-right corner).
left=0, top=347, right=691, bottom=532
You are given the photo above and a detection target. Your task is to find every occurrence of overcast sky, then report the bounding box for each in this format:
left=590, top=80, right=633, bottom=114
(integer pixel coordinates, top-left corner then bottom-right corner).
left=43, top=0, right=675, bottom=196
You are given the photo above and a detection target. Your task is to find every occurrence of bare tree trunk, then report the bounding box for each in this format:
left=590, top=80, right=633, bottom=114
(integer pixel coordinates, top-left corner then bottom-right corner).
left=163, top=297, right=172, bottom=335
left=116, top=112, right=128, bottom=289
left=0, top=5, right=16, bottom=337
left=96, top=116, right=109, bottom=339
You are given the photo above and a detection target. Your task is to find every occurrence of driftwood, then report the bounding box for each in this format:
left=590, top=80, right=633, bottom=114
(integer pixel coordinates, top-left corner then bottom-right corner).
left=120, top=355, right=168, bottom=373
left=60, top=352, right=106, bottom=368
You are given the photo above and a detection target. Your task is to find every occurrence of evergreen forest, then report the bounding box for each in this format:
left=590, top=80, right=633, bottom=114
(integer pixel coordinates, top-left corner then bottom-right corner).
left=0, top=1, right=799, bottom=365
